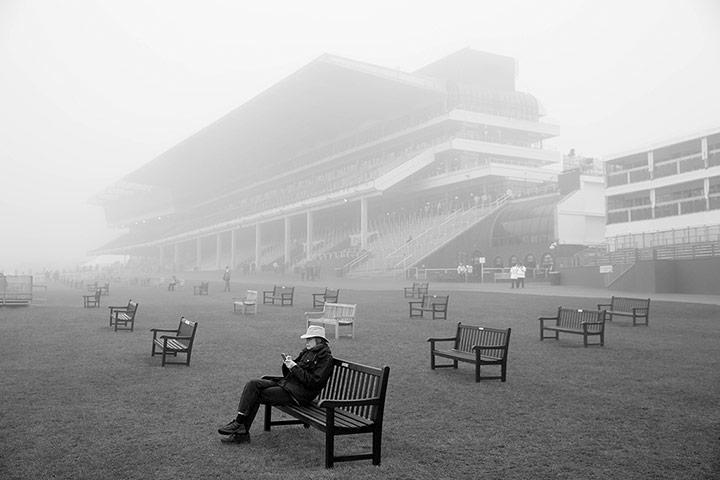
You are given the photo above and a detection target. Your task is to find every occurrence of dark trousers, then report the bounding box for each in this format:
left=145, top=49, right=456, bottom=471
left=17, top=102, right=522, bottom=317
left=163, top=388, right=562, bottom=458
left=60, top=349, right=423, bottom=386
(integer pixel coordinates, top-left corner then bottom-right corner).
left=224, top=280, right=230, bottom=291
left=237, top=379, right=294, bottom=431
left=517, top=278, right=525, bottom=288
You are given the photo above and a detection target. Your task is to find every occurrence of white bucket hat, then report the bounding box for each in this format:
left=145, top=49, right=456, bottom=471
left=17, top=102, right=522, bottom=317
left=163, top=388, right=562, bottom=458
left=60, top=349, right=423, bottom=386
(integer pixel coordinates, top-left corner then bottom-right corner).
left=300, top=325, right=329, bottom=342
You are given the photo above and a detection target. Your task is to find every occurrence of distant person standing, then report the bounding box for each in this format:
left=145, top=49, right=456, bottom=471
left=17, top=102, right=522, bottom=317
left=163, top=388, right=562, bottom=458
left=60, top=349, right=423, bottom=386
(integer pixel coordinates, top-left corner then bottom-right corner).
left=509, top=264, right=518, bottom=289
left=516, top=262, right=526, bottom=288
left=223, top=266, right=231, bottom=292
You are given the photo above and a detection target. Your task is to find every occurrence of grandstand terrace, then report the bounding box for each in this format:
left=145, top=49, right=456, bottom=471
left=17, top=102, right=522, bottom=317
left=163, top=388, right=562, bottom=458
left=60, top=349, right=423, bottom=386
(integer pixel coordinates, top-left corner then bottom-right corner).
left=92, top=48, right=565, bottom=277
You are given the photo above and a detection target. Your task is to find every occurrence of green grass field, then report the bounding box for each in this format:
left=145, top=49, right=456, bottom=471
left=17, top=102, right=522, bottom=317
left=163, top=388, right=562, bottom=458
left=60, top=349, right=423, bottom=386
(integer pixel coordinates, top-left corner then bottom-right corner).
left=2, top=279, right=719, bottom=479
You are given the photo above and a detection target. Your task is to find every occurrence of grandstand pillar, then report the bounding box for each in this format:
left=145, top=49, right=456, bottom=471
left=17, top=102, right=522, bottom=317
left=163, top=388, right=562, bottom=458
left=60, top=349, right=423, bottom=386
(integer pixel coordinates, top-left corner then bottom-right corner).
left=701, top=136, right=708, bottom=166
left=230, top=229, right=236, bottom=271
left=360, top=197, right=368, bottom=250
left=648, top=151, right=654, bottom=177
left=284, top=216, right=291, bottom=268
left=196, top=239, right=201, bottom=270
left=306, top=212, right=313, bottom=262
left=704, top=177, right=710, bottom=210
left=216, top=234, right=222, bottom=270
left=255, top=225, right=261, bottom=271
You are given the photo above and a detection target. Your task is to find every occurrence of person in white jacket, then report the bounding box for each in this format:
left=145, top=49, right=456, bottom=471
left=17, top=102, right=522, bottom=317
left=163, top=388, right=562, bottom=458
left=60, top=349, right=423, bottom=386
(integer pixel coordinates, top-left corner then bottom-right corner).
left=516, top=262, right=526, bottom=288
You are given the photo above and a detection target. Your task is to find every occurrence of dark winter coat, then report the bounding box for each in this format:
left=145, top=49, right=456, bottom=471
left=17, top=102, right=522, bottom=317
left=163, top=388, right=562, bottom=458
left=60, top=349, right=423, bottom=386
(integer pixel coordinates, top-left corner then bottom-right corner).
left=277, top=343, right=333, bottom=405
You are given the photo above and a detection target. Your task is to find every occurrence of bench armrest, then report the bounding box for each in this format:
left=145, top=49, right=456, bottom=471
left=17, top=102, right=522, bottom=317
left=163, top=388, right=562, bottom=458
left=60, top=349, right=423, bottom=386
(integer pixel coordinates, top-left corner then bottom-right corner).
left=305, top=311, right=324, bottom=319
left=408, top=300, right=422, bottom=307
left=597, top=303, right=611, bottom=309
left=427, top=336, right=456, bottom=349
left=318, top=397, right=381, bottom=408
left=471, top=345, right=507, bottom=352
left=150, top=328, right=178, bottom=333
left=160, top=334, right=192, bottom=341
left=260, top=375, right=283, bottom=381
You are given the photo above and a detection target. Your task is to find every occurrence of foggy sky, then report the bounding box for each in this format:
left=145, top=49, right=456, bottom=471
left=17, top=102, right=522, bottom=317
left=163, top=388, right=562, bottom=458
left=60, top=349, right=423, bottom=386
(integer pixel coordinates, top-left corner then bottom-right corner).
left=1, top=0, right=719, bottom=273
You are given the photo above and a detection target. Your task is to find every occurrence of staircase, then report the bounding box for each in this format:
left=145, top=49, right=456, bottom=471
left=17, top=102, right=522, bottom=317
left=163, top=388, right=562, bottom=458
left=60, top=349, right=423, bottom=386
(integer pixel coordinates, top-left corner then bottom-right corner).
left=347, top=194, right=510, bottom=278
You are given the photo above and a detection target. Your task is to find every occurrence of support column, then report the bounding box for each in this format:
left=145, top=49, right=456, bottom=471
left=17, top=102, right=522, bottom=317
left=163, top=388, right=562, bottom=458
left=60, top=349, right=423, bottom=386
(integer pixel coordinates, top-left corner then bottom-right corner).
left=650, top=189, right=656, bottom=219
left=648, top=151, right=655, bottom=179
left=306, top=211, right=313, bottom=262
left=284, top=216, right=291, bottom=269
left=360, top=197, right=368, bottom=251
left=196, top=238, right=202, bottom=270
left=255, top=224, right=261, bottom=273
left=702, top=135, right=709, bottom=167
left=216, top=234, right=222, bottom=271
left=230, top=229, right=236, bottom=271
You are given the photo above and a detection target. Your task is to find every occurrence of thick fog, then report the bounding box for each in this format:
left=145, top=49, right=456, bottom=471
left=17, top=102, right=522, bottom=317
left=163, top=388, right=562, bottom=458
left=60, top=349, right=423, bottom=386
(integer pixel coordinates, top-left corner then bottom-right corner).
left=1, top=0, right=719, bottom=273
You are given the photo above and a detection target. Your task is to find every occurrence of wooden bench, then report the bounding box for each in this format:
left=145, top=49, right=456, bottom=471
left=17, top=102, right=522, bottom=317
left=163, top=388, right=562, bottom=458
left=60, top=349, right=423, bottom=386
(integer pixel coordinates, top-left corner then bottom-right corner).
left=409, top=294, right=449, bottom=319
left=98, top=283, right=110, bottom=296
left=597, top=296, right=650, bottom=326
left=86, top=281, right=98, bottom=292
left=403, top=282, right=429, bottom=298
left=312, top=287, right=339, bottom=309
left=305, top=302, right=357, bottom=339
left=193, top=281, right=209, bottom=295
left=82, top=289, right=101, bottom=308
left=150, top=316, right=198, bottom=366
left=539, top=307, right=606, bottom=347
left=262, top=358, right=390, bottom=468
left=233, top=290, right=258, bottom=314
left=108, top=300, right=139, bottom=332
left=262, top=285, right=294, bottom=306
left=428, top=323, right=511, bottom=382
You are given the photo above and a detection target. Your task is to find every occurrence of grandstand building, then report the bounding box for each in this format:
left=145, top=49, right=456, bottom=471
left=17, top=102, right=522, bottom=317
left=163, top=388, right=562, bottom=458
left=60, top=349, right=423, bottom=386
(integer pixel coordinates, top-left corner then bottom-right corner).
left=93, top=48, right=604, bottom=279
left=604, top=127, right=720, bottom=247
left=590, top=127, right=720, bottom=294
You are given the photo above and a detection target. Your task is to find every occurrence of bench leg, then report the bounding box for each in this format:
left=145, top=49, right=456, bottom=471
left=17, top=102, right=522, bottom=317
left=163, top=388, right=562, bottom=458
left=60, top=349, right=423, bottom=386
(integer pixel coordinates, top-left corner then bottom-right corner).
left=475, top=363, right=481, bottom=383
left=325, top=410, right=335, bottom=468
left=264, top=405, right=271, bottom=431
left=372, top=426, right=382, bottom=465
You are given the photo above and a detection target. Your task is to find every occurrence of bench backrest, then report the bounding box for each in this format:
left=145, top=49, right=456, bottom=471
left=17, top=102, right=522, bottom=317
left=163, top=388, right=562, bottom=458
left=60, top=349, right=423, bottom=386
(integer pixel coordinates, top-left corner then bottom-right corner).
left=610, top=296, right=650, bottom=312
left=126, top=301, right=139, bottom=317
left=317, top=358, right=390, bottom=423
left=421, top=294, right=448, bottom=308
left=556, top=308, right=604, bottom=331
left=322, top=288, right=339, bottom=302
left=176, top=317, right=198, bottom=348
left=454, top=323, right=511, bottom=359
left=274, top=286, right=294, bottom=296
left=245, top=290, right=258, bottom=302
left=413, top=282, right=429, bottom=294
left=320, top=303, right=356, bottom=320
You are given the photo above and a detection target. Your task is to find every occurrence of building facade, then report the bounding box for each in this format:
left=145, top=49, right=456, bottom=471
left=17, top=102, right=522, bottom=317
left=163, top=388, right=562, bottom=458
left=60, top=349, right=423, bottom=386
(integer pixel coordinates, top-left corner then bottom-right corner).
left=93, top=49, right=572, bottom=275
left=603, top=128, right=720, bottom=251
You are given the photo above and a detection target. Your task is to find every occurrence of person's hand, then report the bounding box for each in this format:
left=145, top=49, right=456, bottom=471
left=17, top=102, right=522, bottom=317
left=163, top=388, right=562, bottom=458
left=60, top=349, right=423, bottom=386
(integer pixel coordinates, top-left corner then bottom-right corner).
left=283, top=355, right=296, bottom=369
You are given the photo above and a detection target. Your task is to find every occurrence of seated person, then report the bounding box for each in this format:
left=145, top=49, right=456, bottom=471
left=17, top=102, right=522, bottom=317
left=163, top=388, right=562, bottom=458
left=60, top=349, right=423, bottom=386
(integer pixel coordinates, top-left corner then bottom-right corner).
left=168, top=275, right=178, bottom=291
left=217, top=325, right=333, bottom=444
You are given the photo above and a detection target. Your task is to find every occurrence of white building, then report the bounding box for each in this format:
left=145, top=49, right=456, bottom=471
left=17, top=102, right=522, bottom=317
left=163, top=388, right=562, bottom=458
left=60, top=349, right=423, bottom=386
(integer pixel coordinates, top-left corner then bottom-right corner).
left=603, top=127, right=720, bottom=250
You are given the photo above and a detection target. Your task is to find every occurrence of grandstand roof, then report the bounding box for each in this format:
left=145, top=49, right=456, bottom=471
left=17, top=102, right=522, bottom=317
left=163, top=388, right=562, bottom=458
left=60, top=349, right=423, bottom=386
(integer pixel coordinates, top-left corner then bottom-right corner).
left=121, top=53, right=448, bottom=206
